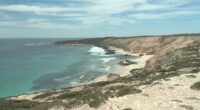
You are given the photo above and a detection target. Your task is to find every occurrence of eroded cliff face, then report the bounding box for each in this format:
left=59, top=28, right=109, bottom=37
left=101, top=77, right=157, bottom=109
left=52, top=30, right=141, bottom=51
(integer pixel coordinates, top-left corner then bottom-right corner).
left=98, top=36, right=199, bottom=70
left=55, top=34, right=200, bottom=70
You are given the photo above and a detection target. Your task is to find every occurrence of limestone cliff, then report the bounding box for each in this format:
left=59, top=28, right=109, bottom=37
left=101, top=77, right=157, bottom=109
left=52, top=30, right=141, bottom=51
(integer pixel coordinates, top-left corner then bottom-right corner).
left=0, top=34, right=200, bottom=110
left=55, top=34, right=200, bottom=70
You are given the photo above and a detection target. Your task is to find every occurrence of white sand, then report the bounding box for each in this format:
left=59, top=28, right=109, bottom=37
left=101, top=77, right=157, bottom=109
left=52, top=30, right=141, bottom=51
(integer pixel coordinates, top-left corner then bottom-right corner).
left=108, top=46, right=153, bottom=76
left=9, top=92, right=44, bottom=101
left=91, top=47, right=153, bottom=83
left=118, top=54, right=153, bottom=77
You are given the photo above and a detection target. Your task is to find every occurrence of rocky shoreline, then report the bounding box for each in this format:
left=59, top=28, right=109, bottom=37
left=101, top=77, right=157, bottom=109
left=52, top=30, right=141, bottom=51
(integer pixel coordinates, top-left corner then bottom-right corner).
left=0, top=34, right=200, bottom=110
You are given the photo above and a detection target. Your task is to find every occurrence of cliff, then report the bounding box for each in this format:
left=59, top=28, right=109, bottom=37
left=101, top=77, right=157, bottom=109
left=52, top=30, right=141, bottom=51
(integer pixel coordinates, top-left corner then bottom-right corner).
left=55, top=34, right=199, bottom=70
left=0, top=34, right=200, bottom=110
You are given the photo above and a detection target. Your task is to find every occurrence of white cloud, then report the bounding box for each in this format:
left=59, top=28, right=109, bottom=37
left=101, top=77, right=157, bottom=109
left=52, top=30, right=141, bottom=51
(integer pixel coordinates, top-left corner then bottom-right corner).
left=0, top=0, right=145, bottom=22
left=131, top=10, right=200, bottom=20
left=0, top=0, right=199, bottom=28
left=0, top=1, right=143, bottom=23
left=28, top=18, right=48, bottom=23
left=0, top=19, right=80, bottom=29
left=88, top=0, right=146, bottom=14
left=0, top=5, right=74, bottom=14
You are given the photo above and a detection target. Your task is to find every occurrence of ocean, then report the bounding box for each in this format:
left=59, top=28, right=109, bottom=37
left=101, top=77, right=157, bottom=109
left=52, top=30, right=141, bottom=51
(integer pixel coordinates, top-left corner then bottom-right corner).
left=0, top=38, right=134, bottom=98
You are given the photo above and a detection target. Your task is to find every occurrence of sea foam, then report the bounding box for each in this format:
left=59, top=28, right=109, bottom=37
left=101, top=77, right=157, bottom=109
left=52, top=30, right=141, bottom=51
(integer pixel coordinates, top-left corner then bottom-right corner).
left=24, top=43, right=48, bottom=46
left=88, top=46, right=106, bottom=56
left=99, top=57, right=116, bottom=63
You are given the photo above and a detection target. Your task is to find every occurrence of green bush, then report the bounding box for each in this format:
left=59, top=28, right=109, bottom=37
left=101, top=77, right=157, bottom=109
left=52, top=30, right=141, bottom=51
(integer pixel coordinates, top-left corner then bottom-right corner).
left=123, top=108, right=132, bottom=110
left=190, top=68, right=200, bottom=73
left=0, top=100, right=53, bottom=110
left=57, top=88, right=109, bottom=108
left=117, top=86, right=141, bottom=97
left=191, top=81, right=200, bottom=90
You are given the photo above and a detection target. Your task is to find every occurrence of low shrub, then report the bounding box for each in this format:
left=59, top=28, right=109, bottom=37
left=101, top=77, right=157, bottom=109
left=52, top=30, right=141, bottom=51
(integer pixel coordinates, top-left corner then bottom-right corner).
left=123, top=108, right=132, bottom=110
left=116, top=86, right=141, bottom=97
left=0, top=100, right=52, bottom=110
left=57, top=88, right=109, bottom=108
left=191, top=81, right=200, bottom=90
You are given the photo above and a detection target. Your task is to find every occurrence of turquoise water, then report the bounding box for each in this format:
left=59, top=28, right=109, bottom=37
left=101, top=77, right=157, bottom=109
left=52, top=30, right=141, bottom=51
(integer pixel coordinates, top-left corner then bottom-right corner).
left=0, top=39, right=134, bottom=98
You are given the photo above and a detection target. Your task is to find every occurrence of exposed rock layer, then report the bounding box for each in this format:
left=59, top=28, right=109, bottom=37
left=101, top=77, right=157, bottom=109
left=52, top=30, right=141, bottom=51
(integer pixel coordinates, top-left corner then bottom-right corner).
left=55, top=34, right=200, bottom=70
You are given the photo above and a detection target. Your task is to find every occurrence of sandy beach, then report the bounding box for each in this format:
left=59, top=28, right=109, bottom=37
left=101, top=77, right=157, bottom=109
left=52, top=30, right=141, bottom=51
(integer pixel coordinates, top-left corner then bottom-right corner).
left=109, top=46, right=153, bottom=76
left=91, top=46, right=153, bottom=82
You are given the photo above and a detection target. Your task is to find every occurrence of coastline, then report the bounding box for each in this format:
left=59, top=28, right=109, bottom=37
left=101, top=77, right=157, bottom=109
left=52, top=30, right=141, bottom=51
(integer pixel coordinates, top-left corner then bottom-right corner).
left=91, top=46, right=153, bottom=82
left=108, top=46, right=153, bottom=76
left=1, top=35, right=200, bottom=110
left=8, top=46, right=153, bottom=101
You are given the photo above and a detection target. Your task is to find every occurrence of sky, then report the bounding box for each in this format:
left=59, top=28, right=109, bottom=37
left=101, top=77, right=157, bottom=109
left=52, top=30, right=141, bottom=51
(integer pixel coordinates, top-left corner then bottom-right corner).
left=0, top=0, right=200, bottom=38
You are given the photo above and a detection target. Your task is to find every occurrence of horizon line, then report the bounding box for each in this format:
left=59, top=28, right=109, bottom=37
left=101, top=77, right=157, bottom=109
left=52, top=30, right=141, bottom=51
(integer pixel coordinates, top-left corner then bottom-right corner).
left=0, top=32, right=199, bottom=39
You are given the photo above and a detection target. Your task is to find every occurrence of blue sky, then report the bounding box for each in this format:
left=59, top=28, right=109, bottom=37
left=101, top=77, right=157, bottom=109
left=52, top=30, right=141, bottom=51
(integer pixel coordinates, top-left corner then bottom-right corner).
left=0, top=0, right=200, bottom=38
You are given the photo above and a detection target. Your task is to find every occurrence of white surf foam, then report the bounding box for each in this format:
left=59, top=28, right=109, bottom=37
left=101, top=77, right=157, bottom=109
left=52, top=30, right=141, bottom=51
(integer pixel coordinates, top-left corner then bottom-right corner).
left=88, top=46, right=106, bottom=56
left=70, top=81, right=79, bottom=86
left=54, top=76, right=70, bottom=82
left=99, top=57, right=116, bottom=63
left=24, top=43, right=48, bottom=46
left=105, top=66, right=111, bottom=71
left=79, top=75, right=85, bottom=79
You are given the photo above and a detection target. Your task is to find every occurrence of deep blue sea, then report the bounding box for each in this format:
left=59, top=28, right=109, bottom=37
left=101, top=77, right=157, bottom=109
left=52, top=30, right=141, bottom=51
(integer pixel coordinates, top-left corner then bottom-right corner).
left=0, top=38, right=134, bottom=98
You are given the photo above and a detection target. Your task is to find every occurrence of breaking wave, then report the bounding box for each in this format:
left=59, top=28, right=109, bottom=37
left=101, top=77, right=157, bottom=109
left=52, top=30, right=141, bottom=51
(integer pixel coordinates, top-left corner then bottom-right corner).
left=88, top=46, right=106, bottom=56
left=24, top=43, right=49, bottom=46
left=99, top=57, right=116, bottom=63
